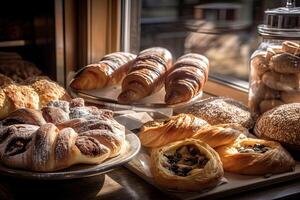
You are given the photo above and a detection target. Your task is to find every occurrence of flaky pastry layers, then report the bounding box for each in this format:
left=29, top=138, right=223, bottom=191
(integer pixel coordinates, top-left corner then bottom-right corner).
left=70, top=52, right=136, bottom=90
left=216, top=138, right=295, bottom=175
left=150, top=139, right=224, bottom=192
left=139, top=114, right=248, bottom=149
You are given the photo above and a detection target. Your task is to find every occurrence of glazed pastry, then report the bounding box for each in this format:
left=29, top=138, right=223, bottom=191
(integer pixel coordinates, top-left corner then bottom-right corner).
left=139, top=114, right=209, bottom=148
left=266, top=46, right=283, bottom=61
left=150, top=139, right=224, bottom=192
left=269, top=53, right=300, bottom=74
left=70, top=52, right=136, bottom=90
left=0, top=123, right=111, bottom=172
left=165, top=53, right=209, bottom=104
left=118, top=47, right=172, bottom=104
left=262, top=71, right=299, bottom=91
left=139, top=113, right=248, bottom=149
left=0, top=78, right=70, bottom=119
left=216, top=138, right=295, bottom=175
left=254, top=103, right=300, bottom=152
left=186, top=97, right=254, bottom=129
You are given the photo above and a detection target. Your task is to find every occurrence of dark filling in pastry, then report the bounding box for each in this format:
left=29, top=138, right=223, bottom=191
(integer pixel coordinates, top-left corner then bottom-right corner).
left=75, top=136, right=108, bottom=157
left=2, top=118, right=26, bottom=126
left=237, top=144, right=271, bottom=154
left=5, top=137, right=31, bottom=156
left=163, top=145, right=209, bottom=177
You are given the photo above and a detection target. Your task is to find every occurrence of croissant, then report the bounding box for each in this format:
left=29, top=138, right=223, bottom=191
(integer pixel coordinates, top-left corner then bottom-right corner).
left=118, top=47, right=172, bottom=104
left=215, top=138, right=295, bottom=175
left=70, top=52, right=136, bottom=90
left=0, top=77, right=70, bottom=119
left=165, top=53, right=209, bottom=104
left=139, top=113, right=248, bottom=148
left=150, top=139, right=224, bottom=192
left=139, top=114, right=209, bottom=148
left=0, top=123, right=111, bottom=172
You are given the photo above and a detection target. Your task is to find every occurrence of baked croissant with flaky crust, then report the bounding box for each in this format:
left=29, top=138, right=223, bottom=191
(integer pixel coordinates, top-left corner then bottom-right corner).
left=150, top=139, right=224, bottom=192
left=165, top=53, right=209, bottom=104
left=118, top=47, right=172, bottom=104
left=0, top=98, right=126, bottom=171
left=0, top=77, right=70, bottom=119
left=139, top=114, right=248, bottom=148
left=215, top=138, right=295, bottom=175
left=139, top=114, right=209, bottom=148
left=70, top=52, right=136, bottom=90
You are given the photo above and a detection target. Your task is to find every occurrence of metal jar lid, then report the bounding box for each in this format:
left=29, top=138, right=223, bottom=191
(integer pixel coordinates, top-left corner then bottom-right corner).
left=258, top=0, right=300, bottom=39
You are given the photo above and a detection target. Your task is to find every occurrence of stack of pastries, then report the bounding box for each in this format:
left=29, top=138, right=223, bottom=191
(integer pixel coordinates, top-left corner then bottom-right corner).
left=139, top=97, right=296, bottom=192
left=70, top=48, right=209, bottom=105
left=0, top=98, right=126, bottom=172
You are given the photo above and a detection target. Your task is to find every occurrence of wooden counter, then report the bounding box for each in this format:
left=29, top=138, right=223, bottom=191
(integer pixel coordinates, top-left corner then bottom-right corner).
left=0, top=166, right=300, bottom=200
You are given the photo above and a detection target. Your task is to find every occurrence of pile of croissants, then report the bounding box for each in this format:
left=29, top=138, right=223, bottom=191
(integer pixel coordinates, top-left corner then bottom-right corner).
left=139, top=98, right=296, bottom=192
left=69, top=47, right=209, bottom=105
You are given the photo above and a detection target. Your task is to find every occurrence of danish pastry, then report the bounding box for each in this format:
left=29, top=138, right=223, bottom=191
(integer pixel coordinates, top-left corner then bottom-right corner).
left=150, top=139, right=224, bottom=191
left=216, top=138, right=295, bottom=175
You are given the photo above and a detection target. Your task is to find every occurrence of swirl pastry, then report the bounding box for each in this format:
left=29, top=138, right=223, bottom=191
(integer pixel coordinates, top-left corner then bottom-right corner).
left=70, top=52, right=136, bottom=90
left=118, top=47, right=172, bottom=104
left=165, top=53, right=209, bottom=104
left=150, top=139, right=224, bottom=192
left=216, top=138, right=295, bottom=175
left=0, top=98, right=126, bottom=171
left=0, top=123, right=111, bottom=172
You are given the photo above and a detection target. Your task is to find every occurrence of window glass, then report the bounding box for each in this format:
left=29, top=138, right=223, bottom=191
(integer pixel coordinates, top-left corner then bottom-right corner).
left=138, top=0, right=293, bottom=82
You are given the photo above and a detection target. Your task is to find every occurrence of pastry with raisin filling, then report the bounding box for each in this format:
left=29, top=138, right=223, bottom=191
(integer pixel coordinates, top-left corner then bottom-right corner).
left=150, top=139, right=223, bottom=191
left=216, top=138, right=295, bottom=175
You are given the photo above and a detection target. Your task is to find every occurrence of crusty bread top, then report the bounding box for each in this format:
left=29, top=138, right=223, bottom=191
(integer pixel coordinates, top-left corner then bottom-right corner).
left=254, top=103, right=300, bottom=145
left=186, top=97, right=254, bottom=129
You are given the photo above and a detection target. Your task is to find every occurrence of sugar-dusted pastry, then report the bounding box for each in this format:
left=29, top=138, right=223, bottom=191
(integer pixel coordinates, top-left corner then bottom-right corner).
left=150, top=139, right=224, bottom=192
left=216, top=138, right=295, bottom=175
left=0, top=78, right=70, bottom=119
left=118, top=47, right=172, bottom=104
left=70, top=52, right=136, bottom=90
left=165, top=53, right=209, bottom=104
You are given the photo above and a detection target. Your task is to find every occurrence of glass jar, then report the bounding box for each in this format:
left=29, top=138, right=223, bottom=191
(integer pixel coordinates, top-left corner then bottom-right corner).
left=249, top=0, right=300, bottom=118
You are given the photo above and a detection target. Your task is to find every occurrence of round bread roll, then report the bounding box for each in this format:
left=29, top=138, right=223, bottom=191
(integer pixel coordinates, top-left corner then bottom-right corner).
left=262, top=71, right=299, bottom=91
left=186, top=97, right=254, bottom=129
left=255, top=103, right=300, bottom=152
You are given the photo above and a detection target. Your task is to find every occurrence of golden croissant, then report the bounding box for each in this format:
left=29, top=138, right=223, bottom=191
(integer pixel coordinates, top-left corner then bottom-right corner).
left=118, top=47, right=172, bottom=104
left=70, top=52, right=136, bottom=90
left=165, top=53, right=209, bottom=104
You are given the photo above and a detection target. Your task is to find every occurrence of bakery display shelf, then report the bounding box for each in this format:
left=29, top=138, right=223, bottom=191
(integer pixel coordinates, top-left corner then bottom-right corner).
left=125, top=147, right=300, bottom=200
left=0, top=132, right=140, bottom=180
left=0, top=40, right=32, bottom=48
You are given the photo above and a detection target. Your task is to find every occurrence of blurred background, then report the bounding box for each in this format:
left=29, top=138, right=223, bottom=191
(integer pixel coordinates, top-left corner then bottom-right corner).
left=138, top=0, right=300, bottom=81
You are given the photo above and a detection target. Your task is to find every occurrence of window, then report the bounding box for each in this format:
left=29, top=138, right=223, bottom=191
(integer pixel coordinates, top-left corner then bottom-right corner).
left=122, top=0, right=294, bottom=103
